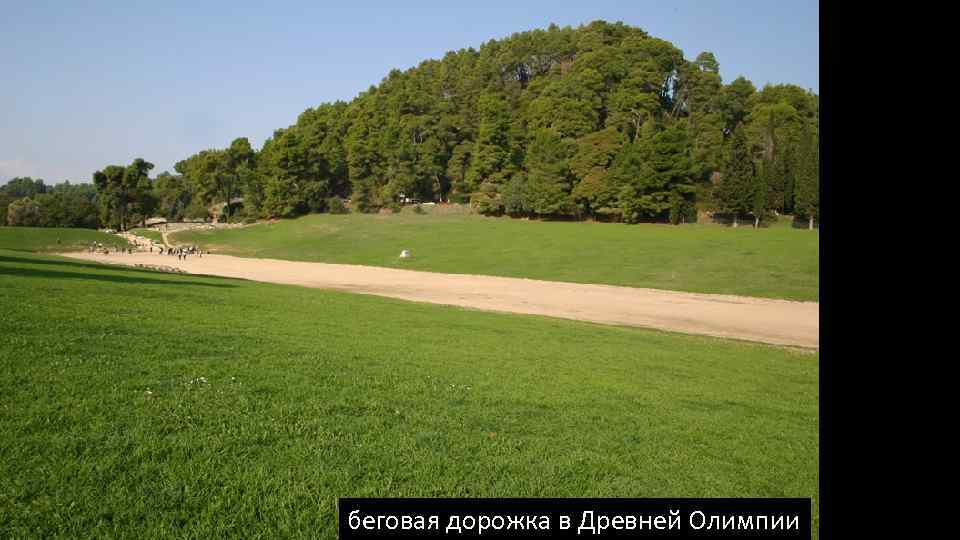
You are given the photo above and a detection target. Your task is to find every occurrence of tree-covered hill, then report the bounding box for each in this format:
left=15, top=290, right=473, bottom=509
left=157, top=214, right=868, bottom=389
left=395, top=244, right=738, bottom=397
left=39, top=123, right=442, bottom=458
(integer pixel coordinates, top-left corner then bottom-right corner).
left=235, top=20, right=819, bottom=225
left=5, top=20, right=819, bottom=230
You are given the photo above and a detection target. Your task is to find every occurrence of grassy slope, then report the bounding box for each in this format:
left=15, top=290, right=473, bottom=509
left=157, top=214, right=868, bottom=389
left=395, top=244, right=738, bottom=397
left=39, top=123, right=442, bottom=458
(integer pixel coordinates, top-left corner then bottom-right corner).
left=172, top=213, right=819, bottom=301
left=0, top=226, right=131, bottom=252
left=130, top=228, right=164, bottom=244
left=0, top=249, right=818, bottom=537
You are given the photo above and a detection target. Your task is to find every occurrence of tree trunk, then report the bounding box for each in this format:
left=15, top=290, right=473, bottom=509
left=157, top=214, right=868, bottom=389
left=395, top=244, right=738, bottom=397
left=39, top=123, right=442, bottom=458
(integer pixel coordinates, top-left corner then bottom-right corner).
left=732, top=215, right=738, bottom=228
left=754, top=216, right=759, bottom=228
left=808, top=216, right=814, bottom=230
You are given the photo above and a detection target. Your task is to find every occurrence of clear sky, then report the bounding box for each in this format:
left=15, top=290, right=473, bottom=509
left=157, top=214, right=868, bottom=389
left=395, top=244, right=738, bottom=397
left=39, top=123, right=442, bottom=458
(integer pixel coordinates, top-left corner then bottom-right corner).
left=1, top=0, right=818, bottom=184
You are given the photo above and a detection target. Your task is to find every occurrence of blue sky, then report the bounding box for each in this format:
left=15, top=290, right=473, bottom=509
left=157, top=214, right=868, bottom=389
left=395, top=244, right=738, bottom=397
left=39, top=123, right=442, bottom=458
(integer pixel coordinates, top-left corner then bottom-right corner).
left=1, top=0, right=818, bottom=183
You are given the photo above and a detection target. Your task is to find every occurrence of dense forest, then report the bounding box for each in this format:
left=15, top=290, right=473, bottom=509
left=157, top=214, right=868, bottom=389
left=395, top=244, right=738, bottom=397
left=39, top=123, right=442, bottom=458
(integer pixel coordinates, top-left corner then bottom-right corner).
left=0, top=178, right=100, bottom=229
left=3, top=20, right=819, bottom=230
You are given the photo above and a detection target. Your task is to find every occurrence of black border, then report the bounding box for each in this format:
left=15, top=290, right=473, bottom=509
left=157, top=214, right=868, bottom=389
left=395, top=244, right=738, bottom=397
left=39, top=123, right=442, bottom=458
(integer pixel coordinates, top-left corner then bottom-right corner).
left=818, top=2, right=832, bottom=538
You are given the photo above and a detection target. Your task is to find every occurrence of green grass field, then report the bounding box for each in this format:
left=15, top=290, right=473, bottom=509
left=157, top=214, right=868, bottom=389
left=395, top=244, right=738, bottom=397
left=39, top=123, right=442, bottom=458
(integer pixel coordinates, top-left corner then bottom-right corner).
left=130, top=228, right=164, bottom=244
left=0, top=240, right=818, bottom=537
left=0, top=226, right=131, bottom=252
left=172, top=213, right=819, bottom=301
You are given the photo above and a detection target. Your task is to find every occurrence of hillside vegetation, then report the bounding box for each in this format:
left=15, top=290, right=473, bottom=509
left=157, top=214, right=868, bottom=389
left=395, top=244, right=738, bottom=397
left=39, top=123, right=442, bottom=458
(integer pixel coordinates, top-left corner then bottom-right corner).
left=4, top=20, right=819, bottom=235
left=0, top=248, right=818, bottom=536
left=173, top=213, right=819, bottom=301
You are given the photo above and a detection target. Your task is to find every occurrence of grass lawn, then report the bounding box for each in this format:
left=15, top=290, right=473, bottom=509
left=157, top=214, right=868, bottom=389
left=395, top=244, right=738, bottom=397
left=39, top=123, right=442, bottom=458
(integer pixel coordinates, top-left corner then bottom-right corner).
left=0, top=226, right=130, bottom=252
left=0, top=247, right=818, bottom=537
left=130, top=228, right=164, bottom=244
left=172, top=213, right=819, bottom=301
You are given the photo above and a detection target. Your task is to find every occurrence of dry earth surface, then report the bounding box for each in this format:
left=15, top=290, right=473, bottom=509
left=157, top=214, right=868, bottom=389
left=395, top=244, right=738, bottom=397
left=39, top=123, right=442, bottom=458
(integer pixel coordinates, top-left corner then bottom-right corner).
left=64, top=244, right=819, bottom=348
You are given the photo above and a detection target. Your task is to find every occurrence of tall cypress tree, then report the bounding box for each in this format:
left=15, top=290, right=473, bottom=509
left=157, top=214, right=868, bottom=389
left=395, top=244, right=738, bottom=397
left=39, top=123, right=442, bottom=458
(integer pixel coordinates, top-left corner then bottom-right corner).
left=752, top=161, right=768, bottom=228
left=794, top=128, right=819, bottom=230
left=717, top=129, right=754, bottom=227
left=776, top=143, right=796, bottom=214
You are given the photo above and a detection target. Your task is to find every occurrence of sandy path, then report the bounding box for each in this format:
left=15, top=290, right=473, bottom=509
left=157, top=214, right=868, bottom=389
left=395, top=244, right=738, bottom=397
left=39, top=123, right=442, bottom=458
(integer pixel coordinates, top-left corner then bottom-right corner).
left=62, top=250, right=819, bottom=348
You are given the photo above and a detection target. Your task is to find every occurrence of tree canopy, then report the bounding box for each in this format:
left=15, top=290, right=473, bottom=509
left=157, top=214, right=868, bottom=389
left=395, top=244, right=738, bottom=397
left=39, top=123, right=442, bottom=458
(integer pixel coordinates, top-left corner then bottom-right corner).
left=8, top=20, right=819, bottom=230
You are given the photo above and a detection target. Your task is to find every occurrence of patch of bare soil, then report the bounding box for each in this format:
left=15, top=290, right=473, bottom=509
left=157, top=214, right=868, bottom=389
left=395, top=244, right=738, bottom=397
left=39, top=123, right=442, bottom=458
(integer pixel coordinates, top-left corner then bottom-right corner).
left=63, top=251, right=819, bottom=348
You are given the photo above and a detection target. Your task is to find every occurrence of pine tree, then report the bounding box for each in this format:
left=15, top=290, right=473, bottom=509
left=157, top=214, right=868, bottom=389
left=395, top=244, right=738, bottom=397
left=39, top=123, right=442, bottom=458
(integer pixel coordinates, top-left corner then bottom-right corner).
left=717, top=129, right=754, bottom=227
left=523, top=130, right=575, bottom=216
left=465, top=93, right=511, bottom=191
left=614, top=126, right=695, bottom=223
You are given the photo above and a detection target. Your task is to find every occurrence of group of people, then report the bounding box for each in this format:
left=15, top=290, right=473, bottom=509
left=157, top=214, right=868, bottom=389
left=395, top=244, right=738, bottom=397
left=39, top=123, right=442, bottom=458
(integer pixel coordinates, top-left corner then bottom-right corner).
left=88, top=241, right=133, bottom=255
left=157, top=245, right=203, bottom=260
left=89, top=240, right=204, bottom=260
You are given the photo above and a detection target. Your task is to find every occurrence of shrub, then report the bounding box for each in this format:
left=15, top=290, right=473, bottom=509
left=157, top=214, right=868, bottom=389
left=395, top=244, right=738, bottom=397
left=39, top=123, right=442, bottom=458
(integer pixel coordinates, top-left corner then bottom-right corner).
left=327, top=197, right=348, bottom=214
left=412, top=204, right=425, bottom=215
left=683, top=204, right=698, bottom=224
left=448, top=192, right=470, bottom=204
left=6, top=197, right=42, bottom=226
left=351, top=179, right=380, bottom=213
left=470, top=183, right=503, bottom=216
left=183, top=199, right=210, bottom=221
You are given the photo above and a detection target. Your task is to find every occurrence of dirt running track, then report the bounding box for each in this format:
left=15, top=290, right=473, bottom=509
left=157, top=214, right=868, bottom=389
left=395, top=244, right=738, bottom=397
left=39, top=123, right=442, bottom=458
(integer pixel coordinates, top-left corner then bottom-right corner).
left=63, top=251, right=819, bottom=348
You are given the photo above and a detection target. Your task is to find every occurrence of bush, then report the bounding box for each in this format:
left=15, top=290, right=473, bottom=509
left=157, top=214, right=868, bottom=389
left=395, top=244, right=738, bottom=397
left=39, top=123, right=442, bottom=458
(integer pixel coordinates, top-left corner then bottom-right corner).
left=412, top=204, right=425, bottom=215
left=183, top=199, right=210, bottom=221
left=388, top=201, right=402, bottom=214
left=470, top=183, right=504, bottom=216
left=351, top=179, right=380, bottom=213
left=502, top=176, right=530, bottom=216
left=327, top=197, right=348, bottom=214
left=5, top=198, right=42, bottom=226
left=448, top=192, right=470, bottom=204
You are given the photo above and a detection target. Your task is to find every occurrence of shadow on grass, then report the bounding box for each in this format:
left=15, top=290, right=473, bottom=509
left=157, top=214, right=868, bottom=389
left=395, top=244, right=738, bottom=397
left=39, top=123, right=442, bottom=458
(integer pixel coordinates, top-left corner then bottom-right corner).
left=0, top=265, right=235, bottom=288
left=0, top=254, right=195, bottom=276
